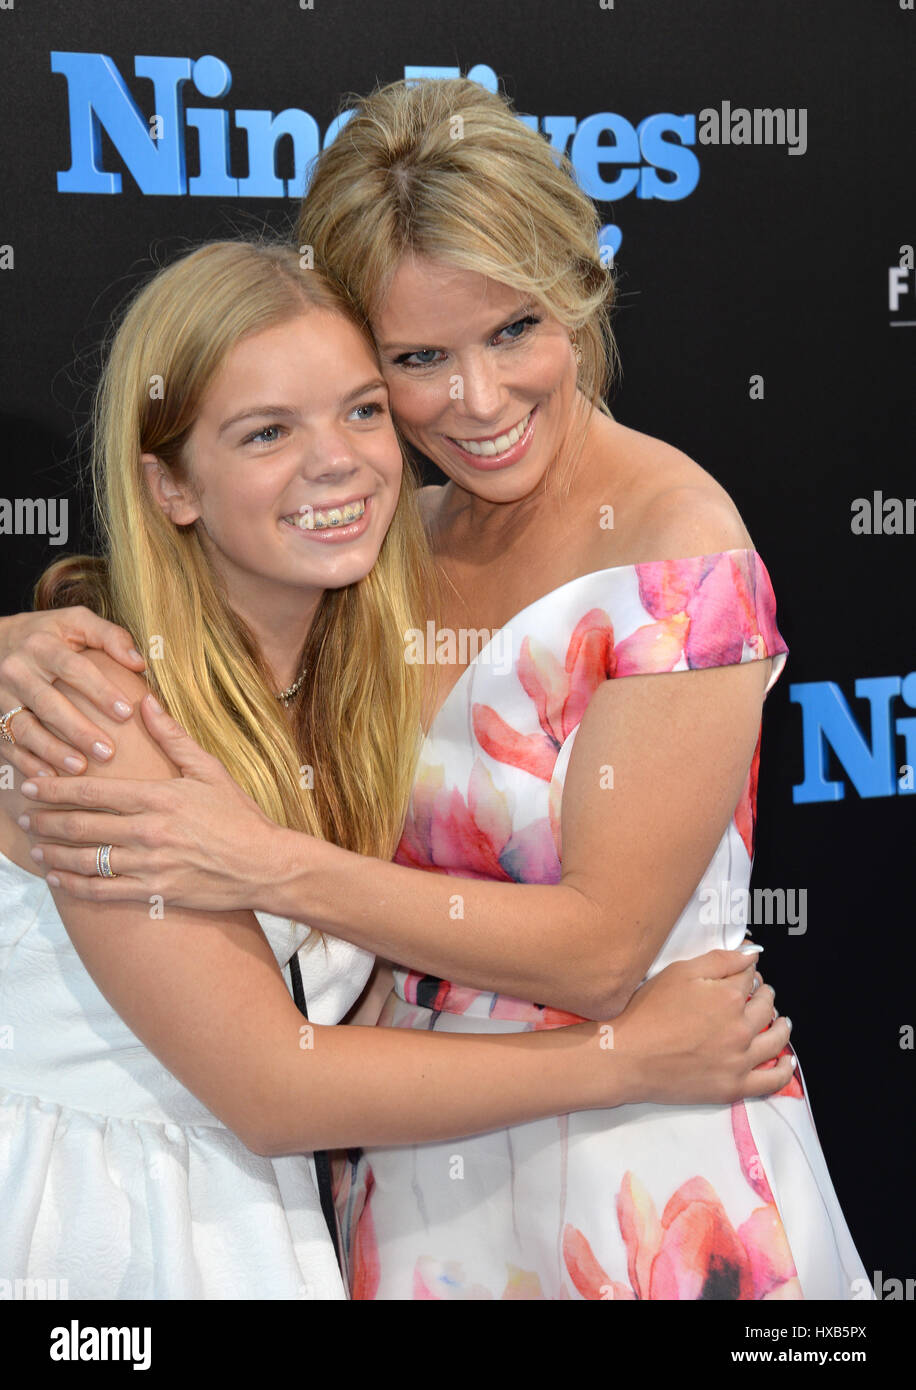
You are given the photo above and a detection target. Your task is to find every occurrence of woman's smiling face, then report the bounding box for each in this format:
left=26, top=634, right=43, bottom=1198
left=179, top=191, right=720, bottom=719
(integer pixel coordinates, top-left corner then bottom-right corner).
left=371, top=254, right=579, bottom=503
left=143, top=310, right=403, bottom=613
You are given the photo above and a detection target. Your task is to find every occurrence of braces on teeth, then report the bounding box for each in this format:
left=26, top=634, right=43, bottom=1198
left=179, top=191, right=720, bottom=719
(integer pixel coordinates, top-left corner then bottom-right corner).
left=286, top=499, right=366, bottom=530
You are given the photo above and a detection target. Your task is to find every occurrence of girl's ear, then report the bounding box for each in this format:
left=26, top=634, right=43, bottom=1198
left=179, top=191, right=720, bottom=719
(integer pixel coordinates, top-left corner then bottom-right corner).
left=141, top=453, right=201, bottom=526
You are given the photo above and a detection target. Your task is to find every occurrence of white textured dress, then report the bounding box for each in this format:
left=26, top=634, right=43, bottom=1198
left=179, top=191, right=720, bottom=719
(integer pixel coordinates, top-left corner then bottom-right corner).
left=0, top=850, right=373, bottom=1299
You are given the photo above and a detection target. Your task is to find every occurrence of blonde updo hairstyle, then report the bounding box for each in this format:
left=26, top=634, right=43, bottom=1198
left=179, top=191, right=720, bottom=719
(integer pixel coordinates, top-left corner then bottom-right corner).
left=297, top=76, right=618, bottom=491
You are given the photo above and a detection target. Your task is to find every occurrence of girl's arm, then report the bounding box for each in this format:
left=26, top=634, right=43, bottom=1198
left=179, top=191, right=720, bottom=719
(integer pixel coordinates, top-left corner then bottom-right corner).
left=0, top=686, right=794, bottom=1158
left=17, top=655, right=767, bottom=1020
left=11, top=510, right=782, bottom=1019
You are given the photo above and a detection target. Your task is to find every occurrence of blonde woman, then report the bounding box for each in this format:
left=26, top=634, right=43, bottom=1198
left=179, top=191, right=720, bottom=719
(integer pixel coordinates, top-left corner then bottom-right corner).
left=0, top=78, right=862, bottom=1301
left=0, top=237, right=789, bottom=1300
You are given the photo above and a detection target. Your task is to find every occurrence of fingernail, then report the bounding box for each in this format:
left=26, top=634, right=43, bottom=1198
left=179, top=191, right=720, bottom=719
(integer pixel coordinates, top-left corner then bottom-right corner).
left=784, top=1017, right=792, bottom=1031
left=92, top=742, right=113, bottom=760
left=29, top=847, right=43, bottom=862
left=739, top=942, right=764, bottom=954
left=129, top=648, right=144, bottom=662
left=113, top=700, right=132, bottom=718
left=789, top=1055, right=797, bottom=1070
left=35, top=770, right=52, bottom=777
left=63, top=755, right=85, bottom=773
left=21, top=781, right=38, bottom=797
left=16, top=815, right=29, bottom=830
left=47, top=874, right=60, bottom=887
left=146, top=695, right=162, bottom=715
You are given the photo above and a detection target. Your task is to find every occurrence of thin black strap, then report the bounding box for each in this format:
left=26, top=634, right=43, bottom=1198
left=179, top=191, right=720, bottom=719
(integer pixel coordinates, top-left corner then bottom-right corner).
left=288, top=950, right=343, bottom=1273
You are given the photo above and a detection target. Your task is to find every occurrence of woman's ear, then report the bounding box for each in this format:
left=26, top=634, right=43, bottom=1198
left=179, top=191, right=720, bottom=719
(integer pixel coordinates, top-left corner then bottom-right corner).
left=141, top=453, right=200, bottom=526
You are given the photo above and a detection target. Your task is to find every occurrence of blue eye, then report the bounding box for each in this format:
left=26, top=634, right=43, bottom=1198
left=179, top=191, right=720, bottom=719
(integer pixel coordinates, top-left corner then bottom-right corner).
left=494, top=314, right=541, bottom=343
left=350, top=401, right=387, bottom=421
left=395, top=348, right=445, bottom=370
left=393, top=314, right=541, bottom=370
left=245, top=424, right=284, bottom=446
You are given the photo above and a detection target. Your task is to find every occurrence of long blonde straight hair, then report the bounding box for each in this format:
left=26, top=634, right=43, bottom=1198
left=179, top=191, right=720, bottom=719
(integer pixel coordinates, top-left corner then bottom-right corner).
left=297, top=76, right=618, bottom=489
left=36, top=240, right=434, bottom=862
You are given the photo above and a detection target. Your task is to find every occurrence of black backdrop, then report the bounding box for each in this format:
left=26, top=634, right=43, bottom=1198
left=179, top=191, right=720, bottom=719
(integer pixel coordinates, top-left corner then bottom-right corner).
left=1, top=0, right=913, bottom=1297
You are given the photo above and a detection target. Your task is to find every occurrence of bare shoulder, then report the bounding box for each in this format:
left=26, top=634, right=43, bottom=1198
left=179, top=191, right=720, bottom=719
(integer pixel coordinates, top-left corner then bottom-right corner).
left=589, top=421, right=756, bottom=563
left=48, top=650, right=180, bottom=782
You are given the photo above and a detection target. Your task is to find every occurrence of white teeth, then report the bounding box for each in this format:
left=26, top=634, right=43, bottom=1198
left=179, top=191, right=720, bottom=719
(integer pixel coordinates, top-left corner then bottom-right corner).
left=283, top=498, right=366, bottom=531
left=453, top=411, right=531, bottom=456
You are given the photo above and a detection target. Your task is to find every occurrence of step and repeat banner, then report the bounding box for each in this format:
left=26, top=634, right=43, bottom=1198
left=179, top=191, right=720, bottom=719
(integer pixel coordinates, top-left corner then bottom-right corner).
left=1, top=0, right=913, bottom=1294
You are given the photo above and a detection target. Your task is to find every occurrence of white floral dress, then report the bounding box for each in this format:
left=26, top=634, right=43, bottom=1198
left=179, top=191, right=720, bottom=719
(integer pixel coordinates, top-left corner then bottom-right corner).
left=335, top=549, right=871, bottom=1301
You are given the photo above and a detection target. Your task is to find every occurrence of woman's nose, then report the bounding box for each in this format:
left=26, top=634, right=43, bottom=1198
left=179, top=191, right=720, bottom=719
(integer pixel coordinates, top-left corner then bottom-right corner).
left=452, top=359, right=507, bottom=421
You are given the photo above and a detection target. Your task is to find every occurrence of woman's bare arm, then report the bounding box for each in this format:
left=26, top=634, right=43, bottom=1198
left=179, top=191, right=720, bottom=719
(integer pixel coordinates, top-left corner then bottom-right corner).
left=0, top=606, right=145, bottom=774
left=10, top=503, right=785, bottom=1020
left=266, top=656, right=770, bottom=1020
left=1, top=671, right=793, bottom=1156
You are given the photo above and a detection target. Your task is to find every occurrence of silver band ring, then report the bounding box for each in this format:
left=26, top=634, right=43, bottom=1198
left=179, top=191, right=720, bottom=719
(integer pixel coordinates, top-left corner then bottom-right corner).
left=96, top=844, right=119, bottom=879
left=0, top=706, right=25, bottom=745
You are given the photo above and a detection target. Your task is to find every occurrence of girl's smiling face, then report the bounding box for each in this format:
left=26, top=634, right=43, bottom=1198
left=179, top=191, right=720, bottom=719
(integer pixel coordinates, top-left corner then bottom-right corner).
left=143, top=310, right=403, bottom=618
left=371, top=254, right=579, bottom=504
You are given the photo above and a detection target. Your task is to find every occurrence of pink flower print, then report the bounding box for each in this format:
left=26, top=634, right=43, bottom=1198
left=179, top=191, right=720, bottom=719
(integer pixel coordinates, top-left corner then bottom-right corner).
left=683, top=551, right=757, bottom=668
left=637, top=1175, right=756, bottom=1299
left=625, top=550, right=785, bottom=678
left=473, top=609, right=616, bottom=781
left=632, top=555, right=710, bottom=619
left=395, top=758, right=561, bottom=885
left=734, top=735, right=761, bottom=861
left=750, top=555, right=785, bottom=661
left=562, top=1225, right=635, bottom=1300
left=737, top=1207, right=802, bottom=1300
left=732, top=1102, right=777, bottom=1203
left=350, top=1167, right=381, bottom=1301
left=614, top=610, right=691, bottom=676
left=489, top=993, right=585, bottom=1030
left=562, top=1163, right=800, bottom=1300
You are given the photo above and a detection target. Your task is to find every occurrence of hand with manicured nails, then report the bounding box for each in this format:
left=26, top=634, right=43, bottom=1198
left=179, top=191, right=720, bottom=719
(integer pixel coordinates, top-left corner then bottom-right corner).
left=597, top=947, right=795, bottom=1106
left=0, top=607, right=145, bottom=777
left=18, top=693, right=283, bottom=912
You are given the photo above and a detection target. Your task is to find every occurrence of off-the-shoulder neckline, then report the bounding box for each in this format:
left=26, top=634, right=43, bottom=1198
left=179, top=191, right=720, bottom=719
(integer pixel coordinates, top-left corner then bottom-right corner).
left=422, top=547, right=765, bottom=735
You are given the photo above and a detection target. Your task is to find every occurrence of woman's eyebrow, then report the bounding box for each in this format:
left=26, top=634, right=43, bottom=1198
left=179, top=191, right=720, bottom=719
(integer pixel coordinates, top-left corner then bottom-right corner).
left=379, top=300, right=538, bottom=352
